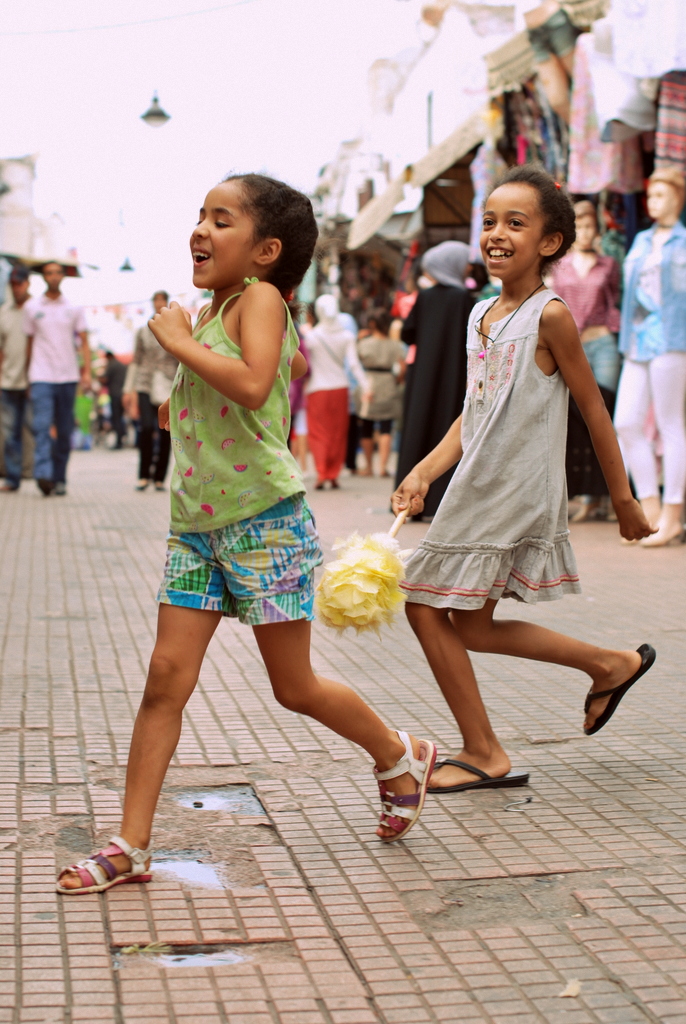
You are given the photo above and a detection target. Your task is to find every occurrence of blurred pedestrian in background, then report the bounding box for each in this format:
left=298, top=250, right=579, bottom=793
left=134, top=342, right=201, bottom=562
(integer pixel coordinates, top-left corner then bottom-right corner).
left=395, top=240, right=473, bottom=519
left=103, top=351, right=128, bottom=449
left=0, top=265, right=32, bottom=492
left=288, top=306, right=310, bottom=474
left=356, top=308, right=405, bottom=478
left=125, top=291, right=178, bottom=491
left=552, top=200, right=621, bottom=522
left=305, top=294, right=370, bottom=489
left=339, top=309, right=362, bottom=475
left=24, top=261, right=91, bottom=497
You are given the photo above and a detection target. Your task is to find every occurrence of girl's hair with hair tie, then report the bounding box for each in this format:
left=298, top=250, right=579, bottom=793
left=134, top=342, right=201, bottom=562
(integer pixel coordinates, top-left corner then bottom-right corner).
left=223, top=173, right=319, bottom=297
left=486, top=164, right=576, bottom=271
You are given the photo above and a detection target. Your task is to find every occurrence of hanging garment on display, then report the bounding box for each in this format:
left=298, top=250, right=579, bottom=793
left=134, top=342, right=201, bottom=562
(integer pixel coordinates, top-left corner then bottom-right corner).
left=533, top=77, right=567, bottom=180
left=506, top=86, right=547, bottom=166
left=655, top=73, right=686, bottom=173
left=587, top=19, right=657, bottom=143
left=612, top=0, right=686, bottom=80
left=525, top=3, right=579, bottom=122
left=568, top=32, right=643, bottom=194
left=526, top=5, right=580, bottom=65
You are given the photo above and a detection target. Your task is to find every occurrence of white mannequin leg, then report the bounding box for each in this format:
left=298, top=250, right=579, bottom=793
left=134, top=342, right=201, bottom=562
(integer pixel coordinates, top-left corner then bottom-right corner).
left=640, top=353, right=686, bottom=546
left=614, top=359, right=660, bottom=504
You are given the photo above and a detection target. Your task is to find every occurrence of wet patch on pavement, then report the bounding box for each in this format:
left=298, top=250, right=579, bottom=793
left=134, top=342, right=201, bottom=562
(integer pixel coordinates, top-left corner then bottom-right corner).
left=153, top=850, right=229, bottom=890
left=174, top=784, right=267, bottom=816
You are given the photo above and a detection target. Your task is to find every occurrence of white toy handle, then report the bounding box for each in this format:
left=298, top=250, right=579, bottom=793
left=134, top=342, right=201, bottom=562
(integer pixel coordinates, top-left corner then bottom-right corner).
left=389, top=508, right=409, bottom=538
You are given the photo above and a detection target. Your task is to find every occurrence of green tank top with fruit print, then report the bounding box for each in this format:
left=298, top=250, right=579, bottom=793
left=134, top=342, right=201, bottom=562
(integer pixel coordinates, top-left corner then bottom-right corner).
left=169, top=281, right=304, bottom=532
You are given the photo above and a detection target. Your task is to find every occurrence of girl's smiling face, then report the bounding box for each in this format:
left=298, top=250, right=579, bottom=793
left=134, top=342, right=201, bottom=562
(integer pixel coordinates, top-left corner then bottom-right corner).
left=481, top=183, right=563, bottom=280
left=190, top=180, right=280, bottom=290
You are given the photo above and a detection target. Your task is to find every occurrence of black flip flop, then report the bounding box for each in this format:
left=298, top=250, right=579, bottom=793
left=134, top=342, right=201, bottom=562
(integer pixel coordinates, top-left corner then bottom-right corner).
left=584, top=643, right=656, bottom=736
left=427, top=759, right=530, bottom=795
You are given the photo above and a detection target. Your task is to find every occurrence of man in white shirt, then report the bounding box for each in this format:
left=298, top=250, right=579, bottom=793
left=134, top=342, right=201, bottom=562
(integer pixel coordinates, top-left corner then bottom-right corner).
left=0, top=265, right=32, bottom=491
left=24, top=262, right=91, bottom=496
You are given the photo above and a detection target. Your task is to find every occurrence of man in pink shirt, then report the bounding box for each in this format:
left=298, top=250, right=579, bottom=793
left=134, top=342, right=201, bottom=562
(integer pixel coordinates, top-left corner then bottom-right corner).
left=24, top=262, right=91, bottom=496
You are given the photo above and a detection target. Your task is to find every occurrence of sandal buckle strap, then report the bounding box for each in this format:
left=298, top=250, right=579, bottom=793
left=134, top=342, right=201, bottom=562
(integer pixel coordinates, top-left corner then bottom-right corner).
left=92, top=854, right=118, bottom=880
left=110, top=834, right=151, bottom=874
left=384, top=792, right=420, bottom=808
left=81, top=858, right=111, bottom=887
left=375, top=755, right=413, bottom=782
left=374, top=731, right=428, bottom=785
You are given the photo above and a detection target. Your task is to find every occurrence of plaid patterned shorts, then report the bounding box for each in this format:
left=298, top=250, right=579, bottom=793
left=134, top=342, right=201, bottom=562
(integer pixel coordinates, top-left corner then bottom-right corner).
left=157, top=494, right=323, bottom=625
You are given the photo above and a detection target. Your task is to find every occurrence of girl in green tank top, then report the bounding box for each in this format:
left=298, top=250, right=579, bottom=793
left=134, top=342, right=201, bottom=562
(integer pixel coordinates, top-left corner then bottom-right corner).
left=56, top=176, right=437, bottom=897
left=167, top=282, right=304, bottom=532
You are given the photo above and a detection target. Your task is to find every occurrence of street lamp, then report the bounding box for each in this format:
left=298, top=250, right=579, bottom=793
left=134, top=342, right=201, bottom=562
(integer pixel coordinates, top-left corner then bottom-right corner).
left=140, top=92, right=171, bottom=127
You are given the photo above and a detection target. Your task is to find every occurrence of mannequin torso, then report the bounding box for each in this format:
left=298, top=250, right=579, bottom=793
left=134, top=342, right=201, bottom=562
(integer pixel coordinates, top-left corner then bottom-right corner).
left=552, top=210, right=620, bottom=348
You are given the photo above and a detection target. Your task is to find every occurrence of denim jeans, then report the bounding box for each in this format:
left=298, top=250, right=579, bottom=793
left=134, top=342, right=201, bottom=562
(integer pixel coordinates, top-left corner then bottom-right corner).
left=1, top=388, right=29, bottom=488
left=582, top=334, right=621, bottom=393
left=31, top=381, right=78, bottom=483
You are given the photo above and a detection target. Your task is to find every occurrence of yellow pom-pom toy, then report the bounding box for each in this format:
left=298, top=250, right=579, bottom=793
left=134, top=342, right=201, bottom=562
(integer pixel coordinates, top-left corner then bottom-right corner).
left=315, top=510, right=409, bottom=634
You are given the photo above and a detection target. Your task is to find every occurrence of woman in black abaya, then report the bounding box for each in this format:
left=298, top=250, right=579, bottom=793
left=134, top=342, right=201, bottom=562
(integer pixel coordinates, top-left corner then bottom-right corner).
left=395, top=241, right=473, bottom=519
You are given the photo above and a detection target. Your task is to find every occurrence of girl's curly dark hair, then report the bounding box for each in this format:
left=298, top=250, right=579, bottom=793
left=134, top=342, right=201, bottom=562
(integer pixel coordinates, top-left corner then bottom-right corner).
left=486, top=165, right=576, bottom=271
left=223, top=173, right=318, bottom=297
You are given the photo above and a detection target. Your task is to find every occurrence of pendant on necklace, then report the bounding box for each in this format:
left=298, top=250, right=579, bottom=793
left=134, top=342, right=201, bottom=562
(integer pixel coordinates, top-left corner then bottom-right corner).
left=478, top=351, right=485, bottom=359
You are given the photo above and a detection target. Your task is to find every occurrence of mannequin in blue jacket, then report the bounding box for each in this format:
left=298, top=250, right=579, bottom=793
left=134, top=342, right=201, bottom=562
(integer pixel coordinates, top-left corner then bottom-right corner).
left=614, top=167, right=686, bottom=547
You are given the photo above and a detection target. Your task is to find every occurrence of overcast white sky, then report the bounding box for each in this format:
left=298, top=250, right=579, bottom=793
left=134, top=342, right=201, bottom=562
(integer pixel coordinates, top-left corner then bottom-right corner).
left=1, top=0, right=425, bottom=301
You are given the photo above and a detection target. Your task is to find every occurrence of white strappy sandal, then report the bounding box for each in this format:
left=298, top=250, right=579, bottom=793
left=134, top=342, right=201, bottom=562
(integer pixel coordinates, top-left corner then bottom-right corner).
left=56, top=834, right=153, bottom=895
left=374, top=731, right=436, bottom=843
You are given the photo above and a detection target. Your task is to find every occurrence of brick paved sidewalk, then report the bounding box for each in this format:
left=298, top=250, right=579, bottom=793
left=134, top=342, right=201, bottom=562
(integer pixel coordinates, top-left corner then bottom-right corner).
left=1, top=448, right=685, bottom=1024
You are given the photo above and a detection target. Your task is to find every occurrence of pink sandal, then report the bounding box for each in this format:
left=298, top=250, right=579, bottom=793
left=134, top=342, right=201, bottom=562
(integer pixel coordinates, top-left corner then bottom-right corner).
left=375, top=731, right=436, bottom=843
left=56, top=835, right=152, bottom=895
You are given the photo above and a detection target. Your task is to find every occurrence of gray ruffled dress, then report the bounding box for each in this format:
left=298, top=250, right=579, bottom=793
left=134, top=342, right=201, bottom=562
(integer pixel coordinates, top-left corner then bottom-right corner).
left=402, top=288, right=581, bottom=609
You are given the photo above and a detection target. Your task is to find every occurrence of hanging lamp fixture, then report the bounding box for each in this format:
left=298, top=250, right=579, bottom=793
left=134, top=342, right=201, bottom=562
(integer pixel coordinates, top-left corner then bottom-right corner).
left=140, top=92, right=170, bottom=127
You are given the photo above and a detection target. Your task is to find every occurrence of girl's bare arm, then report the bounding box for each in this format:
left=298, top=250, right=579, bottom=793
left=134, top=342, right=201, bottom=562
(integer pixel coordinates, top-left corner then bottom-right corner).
left=149, top=284, right=285, bottom=410
left=540, top=301, right=653, bottom=541
left=291, top=349, right=307, bottom=380
left=392, top=415, right=463, bottom=515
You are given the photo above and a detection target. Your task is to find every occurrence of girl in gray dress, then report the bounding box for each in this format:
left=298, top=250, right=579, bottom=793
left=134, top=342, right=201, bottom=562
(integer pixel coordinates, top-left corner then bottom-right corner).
left=393, top=167, right=656, bottom=795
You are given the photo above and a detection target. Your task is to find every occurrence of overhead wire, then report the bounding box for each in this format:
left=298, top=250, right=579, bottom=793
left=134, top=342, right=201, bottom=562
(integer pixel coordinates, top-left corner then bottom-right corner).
left=0, top=0, right=263, bottom=37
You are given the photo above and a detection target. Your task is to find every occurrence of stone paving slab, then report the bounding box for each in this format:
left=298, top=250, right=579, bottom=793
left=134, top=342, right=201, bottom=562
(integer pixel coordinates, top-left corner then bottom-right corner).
left=0, top=448, right=685, bottom=1023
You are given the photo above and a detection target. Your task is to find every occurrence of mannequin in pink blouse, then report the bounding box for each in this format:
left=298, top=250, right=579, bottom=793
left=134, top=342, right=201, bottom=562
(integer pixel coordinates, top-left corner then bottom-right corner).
left=552, top=201, right=621, bottom=520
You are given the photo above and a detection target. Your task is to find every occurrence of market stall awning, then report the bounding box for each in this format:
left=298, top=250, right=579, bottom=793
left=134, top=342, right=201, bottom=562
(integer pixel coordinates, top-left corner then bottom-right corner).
left=410, top=109, right=484, bottom=189
left=347, top=176, right=407, bottom=252
left=347, top=109, right=485, bottom=250
left=486, top=31, right=535, bottom=96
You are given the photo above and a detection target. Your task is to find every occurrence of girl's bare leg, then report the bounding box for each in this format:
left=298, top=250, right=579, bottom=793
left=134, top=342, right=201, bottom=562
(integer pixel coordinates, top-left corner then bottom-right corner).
left=252, top=619, right=422, bottom=839
left=451, top=599, right=642, bottom=733
left=59, top=605, right=222, bottom=888
left=406, top=603, right=512, bottom=789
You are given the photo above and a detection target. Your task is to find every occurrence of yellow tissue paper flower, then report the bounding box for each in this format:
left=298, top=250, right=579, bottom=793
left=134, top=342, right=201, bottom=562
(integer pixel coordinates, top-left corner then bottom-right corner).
left=315, top=531, right=407, bottom=634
